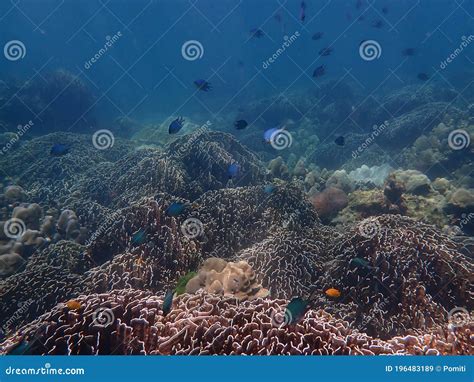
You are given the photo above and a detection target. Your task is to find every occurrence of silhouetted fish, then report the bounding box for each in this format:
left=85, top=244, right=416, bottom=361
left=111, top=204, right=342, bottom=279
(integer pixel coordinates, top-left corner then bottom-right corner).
left=263, top=127, right=280, bottom=143
left=250, top=28, right=264, bottom=38
left=334, top=136, right=345, bottom=146
left=319, top=47, right=333, bottom=56
left=417, top=73, right=430, bottom=81
left=131, top=228, right=147, bottom=246
left=234, top=119, right=248, bottom=130
left=169, top=117, right=185, bottom=134
left=162, top=289, right=174, bottom=317
left=50, top=143, right=70, bottom=156
left=312, top=32, right=324, bottom=40
left=355, top=0, right=363, bottom=9
left=402, top=48, right=416, bottom=56
left=372, top=19, right=384, bottom=28
left=382, top=6, right=389, bottom=14
left=264, top=184, right=276, bottom=194
left=313, top=65, right=326, bottom=78
left=194, top=79, right=212, bottom=92
left=299, top=1, right=306, bottom=23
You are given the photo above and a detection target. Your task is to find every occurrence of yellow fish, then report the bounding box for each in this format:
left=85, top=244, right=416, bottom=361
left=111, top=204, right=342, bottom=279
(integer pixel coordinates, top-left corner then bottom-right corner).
left=65, top=299, right=82, bottom=311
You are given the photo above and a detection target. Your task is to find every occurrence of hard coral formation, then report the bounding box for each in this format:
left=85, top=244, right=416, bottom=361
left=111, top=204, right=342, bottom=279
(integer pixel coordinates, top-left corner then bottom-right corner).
left=1, top=290, right=471, bottom=355
left=185, top=257, right=269, bottom=300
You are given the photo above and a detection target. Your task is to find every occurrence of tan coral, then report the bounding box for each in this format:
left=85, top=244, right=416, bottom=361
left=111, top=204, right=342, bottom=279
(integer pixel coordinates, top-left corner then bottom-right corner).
left=185, top=257, right=269, bottom=300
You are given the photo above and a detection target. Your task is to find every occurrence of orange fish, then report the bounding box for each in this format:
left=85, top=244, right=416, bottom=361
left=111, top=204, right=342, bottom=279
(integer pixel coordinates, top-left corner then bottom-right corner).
left=325, top=288, right=341, bottom=299
left=66, top=299, right=82, bottom=310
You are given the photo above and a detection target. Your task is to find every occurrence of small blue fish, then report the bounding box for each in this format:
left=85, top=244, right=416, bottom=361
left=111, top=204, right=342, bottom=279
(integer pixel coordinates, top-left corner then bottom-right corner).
left=227, top=163, right=240, bottom=179
left=169, top=117, right=185, bottom=134
left=263, top=127, right=280, bottom=143
left=7, top=340, right=33, bottom=355
left=166, top=202, right=186, bottom=216
left=250, top=28, right=265, bottom=38
left=131, top=228, right=147, bottom=246
left=162, top=289, right=174, bottom=317
left=264, top=184, right=276, bottom=194
left=194, top=79, right=212, bottom=92
left=50, top=144, right=70, bottom=156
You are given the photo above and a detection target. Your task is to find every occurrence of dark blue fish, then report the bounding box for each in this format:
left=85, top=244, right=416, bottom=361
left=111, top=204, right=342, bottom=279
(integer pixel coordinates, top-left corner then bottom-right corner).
left=162, top=289, right=174, bottom=317
left=131, top=228, right=147, bottom=246
left=299, top=1, right=306, bottom=23
left=166, top=202, right=186, bottom=216
left=227, top=163, right=240, bottom=179
left=355, top=0, right=363, bottom=9
left=418, top=73, right=429, bottom=81
left=372, top=19, right=384, bottom=28
left=169, top=117, right=185, bottom=134
left=250, top=28, right=265, bottom=38
left=50, top=143, right=70, bottom=156
left=319, top=47, right=333, bottom=56
left=313, top=65, right=325, bottom=78
left=194, top=79, right=212, bottom=92
left=234, top=119, right=248, bottom=130
left=312, top=32, right=324, bottom=40
left=402, top=48, right=416, bottom=56
left=350, top=257, right=375, bottom=270
left=334, top=136, right=345, bottom=146
left=382, top=6, right=388, bottom=14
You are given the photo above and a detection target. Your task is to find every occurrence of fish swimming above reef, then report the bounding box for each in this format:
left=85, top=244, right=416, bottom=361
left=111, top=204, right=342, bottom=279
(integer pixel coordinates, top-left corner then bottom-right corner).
left=334, top=136, right=345, bottom=146
left=162, top=289, right=174, bottom=317
left=312, top=32, right=324, bottom=40
left=284, top=289, right=319, bottom=325
left=263, top=127, right=281, bottom=143
left=325, top=287, right=341, bottom=299
left=234, top=119, right=248, bottom=130
left=313, top=65, right=326, bottom=78
left=417, top=73, right=430, bottom=81
left=299, top=1, right=306, bottom=23
left=65, top=299, right=82, bottom=311
left=165, top=202, right=186, bottom=216
left=319, top=47, right=333, bottom=56
left=227, top=163, right=240, bottom=179
left=372, top=19, right=384, bottom=28
left=169, top=117, right=185, bottom=134
left=250, top=28, right=265, bottom=38
left=402, top=48, right=416, bottom=56
left=194, top=79, right=212, bottom=92
left=50, top=143, right=70, bottom=156
left=131, top=228, right=147, bottom=246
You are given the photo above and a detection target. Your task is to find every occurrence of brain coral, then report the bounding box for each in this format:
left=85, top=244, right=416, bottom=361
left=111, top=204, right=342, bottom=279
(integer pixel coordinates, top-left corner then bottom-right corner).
left=1, top=290, right=471, bottom=356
